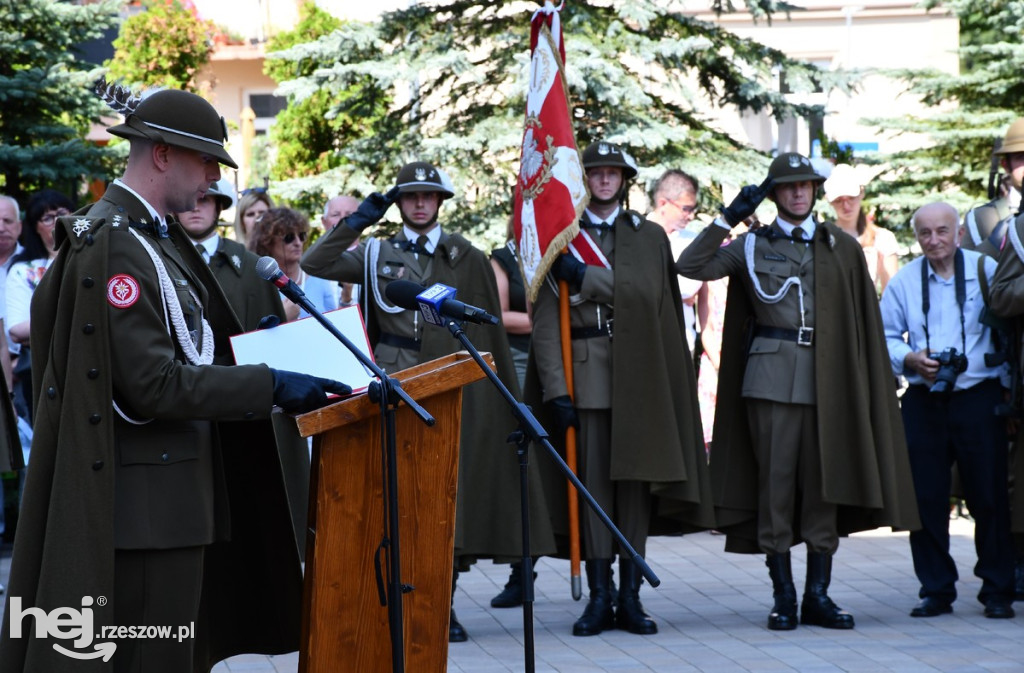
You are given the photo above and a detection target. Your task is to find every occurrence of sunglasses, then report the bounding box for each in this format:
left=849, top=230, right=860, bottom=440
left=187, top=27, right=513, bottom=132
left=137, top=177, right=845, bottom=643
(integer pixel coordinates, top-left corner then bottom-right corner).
left=39, top=209, right=72, bottom=225
left=241, top=187, right=268, bottom=196
left=282, top=231, right=308, bottom=244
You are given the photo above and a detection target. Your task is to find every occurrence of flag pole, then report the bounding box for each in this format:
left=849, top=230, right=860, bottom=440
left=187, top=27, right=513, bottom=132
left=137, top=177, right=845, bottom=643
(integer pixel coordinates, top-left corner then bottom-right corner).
left=558, top=277, right=583, bottom=601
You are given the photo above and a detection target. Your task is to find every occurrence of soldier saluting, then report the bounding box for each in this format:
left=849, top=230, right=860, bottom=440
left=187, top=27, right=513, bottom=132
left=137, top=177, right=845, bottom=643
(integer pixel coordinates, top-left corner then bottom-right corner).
left=676, top=152, right=918, bottom=631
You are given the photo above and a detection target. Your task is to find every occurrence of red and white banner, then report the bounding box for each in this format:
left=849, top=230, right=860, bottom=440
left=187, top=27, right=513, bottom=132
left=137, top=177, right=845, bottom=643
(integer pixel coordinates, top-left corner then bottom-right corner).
left=513, top=1, right=587, bottom=302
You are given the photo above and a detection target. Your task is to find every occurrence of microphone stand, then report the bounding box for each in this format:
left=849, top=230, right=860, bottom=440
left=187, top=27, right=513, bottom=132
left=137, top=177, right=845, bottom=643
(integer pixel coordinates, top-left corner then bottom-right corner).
left=276, top=285, right=431, bottom=673
left=441, top=318, right=659, bottom=673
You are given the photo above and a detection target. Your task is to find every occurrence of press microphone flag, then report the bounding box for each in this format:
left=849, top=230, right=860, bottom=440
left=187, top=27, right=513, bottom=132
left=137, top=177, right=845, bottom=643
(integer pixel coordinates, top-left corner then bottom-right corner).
left=384, top=280, right=499, bottom=326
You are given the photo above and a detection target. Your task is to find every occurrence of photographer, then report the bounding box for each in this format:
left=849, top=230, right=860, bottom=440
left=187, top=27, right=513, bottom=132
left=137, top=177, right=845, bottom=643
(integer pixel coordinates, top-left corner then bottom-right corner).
left=880, top=201, right=1016, bottom=619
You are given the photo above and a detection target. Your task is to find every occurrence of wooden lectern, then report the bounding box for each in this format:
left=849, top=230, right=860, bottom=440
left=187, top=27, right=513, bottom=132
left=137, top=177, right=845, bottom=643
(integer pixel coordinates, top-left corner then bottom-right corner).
left=294, top=352, right=491, bottom=673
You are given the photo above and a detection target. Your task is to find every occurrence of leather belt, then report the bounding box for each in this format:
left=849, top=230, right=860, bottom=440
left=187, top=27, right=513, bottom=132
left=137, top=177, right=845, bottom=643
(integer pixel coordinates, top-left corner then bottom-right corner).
left=753, top=325, right=814, bottom=346
left=378, top=331, right=421, bottom=351
left=571, top=320, right=613, bottom=340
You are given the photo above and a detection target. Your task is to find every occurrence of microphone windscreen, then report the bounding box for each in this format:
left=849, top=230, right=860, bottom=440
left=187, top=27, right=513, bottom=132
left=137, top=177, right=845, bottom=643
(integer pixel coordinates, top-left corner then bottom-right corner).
left=384, top=279, right=427, bottom=311
left=255, top=256, right=281, bottom=281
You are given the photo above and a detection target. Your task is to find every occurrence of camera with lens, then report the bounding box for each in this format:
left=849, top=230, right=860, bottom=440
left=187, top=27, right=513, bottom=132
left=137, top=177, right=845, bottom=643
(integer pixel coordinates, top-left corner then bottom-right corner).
left=929, top=348, right=968, bottom=396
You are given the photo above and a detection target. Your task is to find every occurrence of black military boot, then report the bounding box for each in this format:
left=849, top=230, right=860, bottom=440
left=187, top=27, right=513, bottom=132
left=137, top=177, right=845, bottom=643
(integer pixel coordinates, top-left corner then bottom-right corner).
left=800, top=551, right=854, bottom=629
left=490, top=561, right=538, bottom=608
left=765, top=553, right=797, bottom=630
left=572, top=559, right=615, bottom=636
left=449, top=570, right=468, bottom=642
left=615, top=557, right=657, bottom=635
left=1014, top=560, right=1024, bottom=601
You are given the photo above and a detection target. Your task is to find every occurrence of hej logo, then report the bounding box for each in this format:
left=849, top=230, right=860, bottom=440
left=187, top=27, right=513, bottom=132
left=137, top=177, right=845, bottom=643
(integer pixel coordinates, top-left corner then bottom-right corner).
left=8, top=595, right=116, bottom=661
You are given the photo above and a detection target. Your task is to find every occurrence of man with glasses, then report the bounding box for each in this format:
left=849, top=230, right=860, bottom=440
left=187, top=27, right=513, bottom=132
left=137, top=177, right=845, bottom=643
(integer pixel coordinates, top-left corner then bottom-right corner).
left=648, top=170, right=706, bottom=361
left=302, top=160, right=557, bottom=643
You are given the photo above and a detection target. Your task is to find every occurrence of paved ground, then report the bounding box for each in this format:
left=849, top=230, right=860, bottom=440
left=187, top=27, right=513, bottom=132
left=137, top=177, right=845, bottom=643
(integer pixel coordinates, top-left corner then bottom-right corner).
left=2, top=517, right=1021, bottom=672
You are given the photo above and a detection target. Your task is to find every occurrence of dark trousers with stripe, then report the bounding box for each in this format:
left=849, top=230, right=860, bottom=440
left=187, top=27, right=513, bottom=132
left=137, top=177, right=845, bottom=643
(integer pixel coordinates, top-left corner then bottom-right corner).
left=901, top=379, right=1014, bottom=605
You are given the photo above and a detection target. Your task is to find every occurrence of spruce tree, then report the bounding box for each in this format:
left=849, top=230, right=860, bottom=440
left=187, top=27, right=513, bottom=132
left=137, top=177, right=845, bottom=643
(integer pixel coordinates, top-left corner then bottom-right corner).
left=863, top=0, right=1024, bottom=233
left=268, top=0, right=842, bottom=240
left=0, top=0, right=120, bottom=205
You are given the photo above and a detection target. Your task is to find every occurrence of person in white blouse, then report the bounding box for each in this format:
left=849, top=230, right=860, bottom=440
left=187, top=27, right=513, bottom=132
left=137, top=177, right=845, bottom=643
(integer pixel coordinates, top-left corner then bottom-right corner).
left=247, top=207, right=338, bottom=320
left=6, top=189, right=73, bottom=422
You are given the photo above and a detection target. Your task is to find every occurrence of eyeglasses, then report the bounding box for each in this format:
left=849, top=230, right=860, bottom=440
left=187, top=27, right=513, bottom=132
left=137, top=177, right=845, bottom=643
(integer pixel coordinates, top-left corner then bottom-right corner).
left=667, top=199, right=697, bottom=214
left=241, top=187, right=268, bottom=196
left=282, top=231, right=308, bottom=244
left=39, top=209, right=71, bottom=225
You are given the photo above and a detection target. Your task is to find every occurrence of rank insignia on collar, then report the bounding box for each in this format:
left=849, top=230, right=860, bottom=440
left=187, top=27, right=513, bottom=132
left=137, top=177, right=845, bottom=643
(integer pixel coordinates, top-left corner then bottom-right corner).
left=72, top=219, right=92, bottom=237
left=231, top=254, right=241, bottom=269
left=631, top=213, right=641, bottom=228
left=449, top=245, right=458, bottom=260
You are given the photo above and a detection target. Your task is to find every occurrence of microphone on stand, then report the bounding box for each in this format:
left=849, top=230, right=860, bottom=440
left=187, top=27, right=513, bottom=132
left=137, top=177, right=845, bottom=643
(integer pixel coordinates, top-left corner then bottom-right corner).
left=255, top=256, right=307, bottom=305
left=384, top=280, right=499, bottom=326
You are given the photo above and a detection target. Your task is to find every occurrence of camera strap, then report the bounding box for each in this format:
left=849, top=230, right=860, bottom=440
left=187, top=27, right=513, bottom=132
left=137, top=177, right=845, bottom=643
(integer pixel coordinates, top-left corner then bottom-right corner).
left=920, top=247, right=966, bottom=356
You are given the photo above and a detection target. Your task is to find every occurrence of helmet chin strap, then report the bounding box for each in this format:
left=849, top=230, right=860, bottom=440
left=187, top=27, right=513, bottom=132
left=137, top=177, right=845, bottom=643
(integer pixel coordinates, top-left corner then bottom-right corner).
left=400, top=211, right=439, bottom=231
left=774, top=197, right=816, bottom=225
left=187, top=220, right=219, bottom=242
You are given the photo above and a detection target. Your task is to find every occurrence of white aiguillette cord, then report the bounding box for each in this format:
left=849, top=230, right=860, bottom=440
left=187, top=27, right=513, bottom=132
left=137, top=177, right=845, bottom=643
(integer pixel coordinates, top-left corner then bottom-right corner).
left=114, top=229, right=215, bottom=425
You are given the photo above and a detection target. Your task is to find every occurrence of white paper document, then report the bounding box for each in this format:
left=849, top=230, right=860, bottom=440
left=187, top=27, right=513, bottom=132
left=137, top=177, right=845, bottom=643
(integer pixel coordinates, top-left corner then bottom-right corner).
left=230, top=306, right=376, bottom=395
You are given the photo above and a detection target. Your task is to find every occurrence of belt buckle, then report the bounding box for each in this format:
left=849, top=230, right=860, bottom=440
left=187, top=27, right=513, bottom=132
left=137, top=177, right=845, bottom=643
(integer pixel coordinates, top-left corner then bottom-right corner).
left=606, top=318, right=613, bottom=340
left=797, top=326, right=814, bottom=347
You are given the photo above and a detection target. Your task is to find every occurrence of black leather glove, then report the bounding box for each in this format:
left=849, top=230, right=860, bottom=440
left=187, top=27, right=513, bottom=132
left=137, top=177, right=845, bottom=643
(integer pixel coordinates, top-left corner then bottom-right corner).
left=345, top=186, right=401, bottom=232
left=256, top=315, right=281, bottom=330
left=551, top=254, right=586, bottom=290
left=270, top=368, right=352, bottom=414
left=720, top=177, right=773, bottom=226
left=547, top=395, right=579, bottom=437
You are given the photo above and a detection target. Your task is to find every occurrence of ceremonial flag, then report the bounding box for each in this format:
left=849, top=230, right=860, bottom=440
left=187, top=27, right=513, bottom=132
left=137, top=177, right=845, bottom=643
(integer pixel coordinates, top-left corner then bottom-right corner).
left=514, top=1, right=587, bottom=302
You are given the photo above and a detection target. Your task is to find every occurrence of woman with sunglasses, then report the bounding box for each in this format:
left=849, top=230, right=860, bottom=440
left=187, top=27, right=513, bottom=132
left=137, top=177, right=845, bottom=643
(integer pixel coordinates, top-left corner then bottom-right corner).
left=6, top=189, right=74, bottom=423
left=248, top=207, right=337, bottom=320
left=234, top=188, right=274, bottom=245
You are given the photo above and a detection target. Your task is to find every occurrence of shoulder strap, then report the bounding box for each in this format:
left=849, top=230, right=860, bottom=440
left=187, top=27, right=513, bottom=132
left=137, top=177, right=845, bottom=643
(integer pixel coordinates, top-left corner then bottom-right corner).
left=977, top=252, right=991, bottom=306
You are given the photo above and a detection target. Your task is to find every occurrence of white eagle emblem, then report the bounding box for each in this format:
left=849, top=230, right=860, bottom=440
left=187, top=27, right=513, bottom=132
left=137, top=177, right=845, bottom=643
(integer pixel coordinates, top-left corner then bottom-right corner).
left=415, top=167, right=427, bottom=181
left=520, top=128, right=544, bottom=181
left=72, top=219, right=91, bottom=237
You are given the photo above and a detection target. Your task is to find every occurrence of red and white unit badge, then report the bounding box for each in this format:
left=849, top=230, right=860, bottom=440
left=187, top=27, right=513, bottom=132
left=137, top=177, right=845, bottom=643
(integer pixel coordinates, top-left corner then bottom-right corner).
left=107, top=273, right=140, bottom=308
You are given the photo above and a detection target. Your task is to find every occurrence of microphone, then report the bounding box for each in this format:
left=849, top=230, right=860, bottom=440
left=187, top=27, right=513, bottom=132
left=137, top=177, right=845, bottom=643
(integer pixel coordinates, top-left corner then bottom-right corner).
left=256, top=256, right=307, bottom=304
left=384, top=280, right=499, bottom=326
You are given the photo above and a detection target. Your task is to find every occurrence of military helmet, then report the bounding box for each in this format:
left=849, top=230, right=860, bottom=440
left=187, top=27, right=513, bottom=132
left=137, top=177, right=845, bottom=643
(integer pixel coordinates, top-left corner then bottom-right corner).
left=206, top=178, right=235, bottom=211
left=107, top=89, right=237, bottom=169
left=767, top=152, right=825, bottom=185
left=581, top=141, right=639, bottom=180
left=994, top=118, right=1024, bottom=155
left=394, top=161, right=455, bottom=199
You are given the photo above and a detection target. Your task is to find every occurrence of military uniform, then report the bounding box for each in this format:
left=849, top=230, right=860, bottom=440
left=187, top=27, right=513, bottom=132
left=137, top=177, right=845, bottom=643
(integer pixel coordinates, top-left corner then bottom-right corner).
left=531, top=209, right=714, bottom=559
left=0, top=183, right=302, bottom=672
left=677, top=152, right=917, bottom=632
left=962, top=196, right=1014, bottom=259
left=301, top=221, right=558, bottom=563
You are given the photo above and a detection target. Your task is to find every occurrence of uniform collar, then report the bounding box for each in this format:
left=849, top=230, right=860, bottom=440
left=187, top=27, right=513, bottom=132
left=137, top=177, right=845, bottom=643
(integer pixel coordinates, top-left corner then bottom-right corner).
left=775, top=214, right=816, bottom=239
left=402, top=225, right=441, bottom=253
left=112, top=179, right=165, bottom=231
left=584, top=207, right=620, bottom=226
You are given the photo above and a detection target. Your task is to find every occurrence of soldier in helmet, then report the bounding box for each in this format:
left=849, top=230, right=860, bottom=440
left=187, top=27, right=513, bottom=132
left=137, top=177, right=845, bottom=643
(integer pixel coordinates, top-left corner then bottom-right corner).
left=963, top=119, right=1024, bottom=257
left=677, top=152, right=918, bottom=631
left=984, top=118, right=1024, bottom=602
left=0, top=84, right=350, bottom=672
left=531, top=141, right=715, bottom=637
left=301, top=161, right=557, bottom=642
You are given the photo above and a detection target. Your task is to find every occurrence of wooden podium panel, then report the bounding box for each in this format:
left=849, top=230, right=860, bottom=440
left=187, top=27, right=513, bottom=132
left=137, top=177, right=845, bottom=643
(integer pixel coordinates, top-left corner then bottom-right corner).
left=295, top=353, right=490, bottom=673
